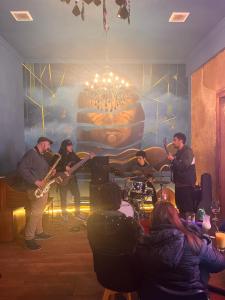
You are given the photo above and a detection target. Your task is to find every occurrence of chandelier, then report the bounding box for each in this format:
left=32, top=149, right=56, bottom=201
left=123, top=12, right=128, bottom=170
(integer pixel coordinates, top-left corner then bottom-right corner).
left=60, top=0, right=131, bottom=31
left=84, top=71, right=131, bottom=112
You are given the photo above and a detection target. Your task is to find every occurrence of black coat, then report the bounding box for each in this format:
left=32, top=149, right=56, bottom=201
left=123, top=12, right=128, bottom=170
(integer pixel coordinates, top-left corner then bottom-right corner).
left=56, top=152, right=81, bottom=172
left=136, top=224, right=225, bottom=293
left=172, top=145, right=196, bottom=186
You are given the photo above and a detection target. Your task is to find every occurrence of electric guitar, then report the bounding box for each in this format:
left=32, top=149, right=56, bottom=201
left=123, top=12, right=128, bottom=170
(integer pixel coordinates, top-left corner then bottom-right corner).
left=163, top=137, right=170, bottom=155
left=35, top=153, right=95, bottom=198
left=56, top=152, right=95, bottom=186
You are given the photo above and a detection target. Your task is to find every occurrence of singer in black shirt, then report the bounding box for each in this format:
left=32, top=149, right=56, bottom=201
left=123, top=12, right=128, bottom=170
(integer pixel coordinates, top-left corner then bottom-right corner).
left=168, top=132, right=196, bottom=219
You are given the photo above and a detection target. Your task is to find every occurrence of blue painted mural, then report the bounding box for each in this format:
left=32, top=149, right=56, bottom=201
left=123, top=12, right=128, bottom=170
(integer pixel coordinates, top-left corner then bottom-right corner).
left=23, top=63, right=188, bottom=154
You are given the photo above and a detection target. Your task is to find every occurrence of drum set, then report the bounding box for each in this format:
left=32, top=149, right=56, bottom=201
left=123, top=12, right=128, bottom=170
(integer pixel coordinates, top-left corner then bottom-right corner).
left=122, top=176, right=156, bottom=216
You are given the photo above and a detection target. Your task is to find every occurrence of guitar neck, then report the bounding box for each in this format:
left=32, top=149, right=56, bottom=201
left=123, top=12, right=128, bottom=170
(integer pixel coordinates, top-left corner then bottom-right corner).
left=69, top=156, right=90, bottom=175
left=164, top=145, right=169, bottom=155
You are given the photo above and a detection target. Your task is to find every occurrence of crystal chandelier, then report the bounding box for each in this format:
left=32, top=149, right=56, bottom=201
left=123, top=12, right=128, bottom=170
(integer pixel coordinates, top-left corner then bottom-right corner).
left=84, top=71, right=131, bottom=112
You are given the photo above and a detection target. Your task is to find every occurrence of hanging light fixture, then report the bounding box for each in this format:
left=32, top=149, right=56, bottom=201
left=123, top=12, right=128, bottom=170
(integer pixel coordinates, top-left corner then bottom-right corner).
left=84, top=70, right=131, bottom=112
left=93, top=0, right=101, bottom=6
left=117, top=4, right=129, bottom=19
left=60, top=0, right=131, bottom=30
left=83, top=0, right=93, bottom=4
left=72, top=1, right=81, bottom=16
left=115, top=0, right=125, bottom=6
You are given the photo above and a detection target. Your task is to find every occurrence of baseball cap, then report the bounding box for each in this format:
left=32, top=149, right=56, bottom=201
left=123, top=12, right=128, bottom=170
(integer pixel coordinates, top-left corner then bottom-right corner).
left=37, top=136, right=53, bottom=145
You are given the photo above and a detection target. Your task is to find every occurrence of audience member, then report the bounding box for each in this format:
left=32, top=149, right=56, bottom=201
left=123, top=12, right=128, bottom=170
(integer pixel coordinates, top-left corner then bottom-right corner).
left=136, top=201, right=225, bottom=300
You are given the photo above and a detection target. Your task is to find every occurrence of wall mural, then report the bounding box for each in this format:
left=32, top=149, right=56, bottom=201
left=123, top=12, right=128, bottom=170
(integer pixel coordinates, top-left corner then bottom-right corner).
left=23, top=63, right=188, bottom=154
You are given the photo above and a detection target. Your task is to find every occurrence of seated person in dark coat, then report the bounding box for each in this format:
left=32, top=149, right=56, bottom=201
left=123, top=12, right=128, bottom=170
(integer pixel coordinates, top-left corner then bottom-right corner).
left=87, top=182, right=142, bottom=292
left=136, top=201, right=225, bottom=300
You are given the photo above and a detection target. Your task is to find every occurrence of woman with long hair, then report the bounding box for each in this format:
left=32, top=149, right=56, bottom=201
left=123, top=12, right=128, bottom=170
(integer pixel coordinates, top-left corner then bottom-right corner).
left=136, top=201, right=225, bottom=300
left=57, top=139, right=81, bottom=220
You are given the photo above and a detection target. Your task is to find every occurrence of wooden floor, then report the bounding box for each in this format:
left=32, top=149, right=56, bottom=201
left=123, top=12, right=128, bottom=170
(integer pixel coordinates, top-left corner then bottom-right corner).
left=0, top=214, right=103, bottom=300
left=0, top=213, right=225, bottom=300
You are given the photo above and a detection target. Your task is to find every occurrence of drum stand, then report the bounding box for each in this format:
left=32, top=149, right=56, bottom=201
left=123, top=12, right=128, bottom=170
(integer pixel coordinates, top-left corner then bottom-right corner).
left=152, top=171, right=171, bottom=201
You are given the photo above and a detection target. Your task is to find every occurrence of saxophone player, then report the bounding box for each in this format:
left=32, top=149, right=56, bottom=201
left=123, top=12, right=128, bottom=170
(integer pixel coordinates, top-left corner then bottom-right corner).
left=18, top=137, right=55, bottom=250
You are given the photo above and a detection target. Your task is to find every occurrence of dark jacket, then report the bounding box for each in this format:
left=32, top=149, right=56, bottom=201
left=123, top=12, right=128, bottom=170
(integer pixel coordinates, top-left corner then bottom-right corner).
left=56, top=152, right=81, bottom=173
left=136, top=224, right=225, bottom=293
left=18, top=148, right=49, bottom=188
left=87, top=211, right=141, bottom=292
left=172, top=145, right=196, bottom=186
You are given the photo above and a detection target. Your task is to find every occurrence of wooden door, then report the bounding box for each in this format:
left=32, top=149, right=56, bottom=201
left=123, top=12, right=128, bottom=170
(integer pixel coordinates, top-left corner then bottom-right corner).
left=217, top=91, right=225, bottom=217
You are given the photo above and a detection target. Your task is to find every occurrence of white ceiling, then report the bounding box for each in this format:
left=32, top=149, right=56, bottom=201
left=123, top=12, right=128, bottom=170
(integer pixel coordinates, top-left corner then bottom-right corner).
left=0, top=0, right=225, bottom=62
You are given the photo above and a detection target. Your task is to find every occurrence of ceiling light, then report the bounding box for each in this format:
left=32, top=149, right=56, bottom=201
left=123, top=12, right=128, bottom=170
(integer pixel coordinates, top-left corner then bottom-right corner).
left=60, top=0, right=131, bottom=30
left=117, top=5, right=129, bottom=19
left=93, top=0, right=101, bottom=6
left=115, top=0, right=125, bottom=5
left=84, top=71, right=132, bottom=112
left=169, top=12, right=190, bottom=23
left=10, top=11, right=33, bottom=22
left=72, top=2, right=81, bottom=16
left=84, top=0, right=93, bottom=4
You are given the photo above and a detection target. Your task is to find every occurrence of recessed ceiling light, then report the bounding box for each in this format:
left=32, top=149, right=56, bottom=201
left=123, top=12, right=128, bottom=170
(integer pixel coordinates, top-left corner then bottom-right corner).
left=10, top=11, right=33, bottom=22
left=169, top=12, right=190, bottom=23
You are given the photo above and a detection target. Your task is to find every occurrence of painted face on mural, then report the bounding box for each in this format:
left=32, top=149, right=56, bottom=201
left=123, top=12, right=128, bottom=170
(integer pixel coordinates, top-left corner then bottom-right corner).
left=85, top=109, right=136, bottom=147
left=77, top=94, right=145, bottom=150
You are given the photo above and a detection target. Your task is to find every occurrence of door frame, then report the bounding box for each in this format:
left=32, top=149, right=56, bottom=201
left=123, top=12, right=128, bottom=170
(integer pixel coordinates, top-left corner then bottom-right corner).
left=216, top=88, right=225, bottom=213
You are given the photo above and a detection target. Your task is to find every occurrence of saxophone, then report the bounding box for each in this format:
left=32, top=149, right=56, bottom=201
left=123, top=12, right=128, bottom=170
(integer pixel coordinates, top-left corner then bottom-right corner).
left=34, top=152, right=61, bottom=198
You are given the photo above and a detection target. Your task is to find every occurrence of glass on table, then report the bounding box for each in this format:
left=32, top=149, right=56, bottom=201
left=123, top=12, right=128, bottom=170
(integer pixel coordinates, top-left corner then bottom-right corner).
left=211, top=200, right=221, bottom=222
left=215, top=232, right=225, bottom=253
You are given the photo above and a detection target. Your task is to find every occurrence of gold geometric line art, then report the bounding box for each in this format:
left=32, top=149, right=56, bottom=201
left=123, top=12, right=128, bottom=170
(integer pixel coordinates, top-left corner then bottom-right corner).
left=40, top=65, right=47, bottom=79
left=41, top=105, right=45, bottom=134
left=25, top=94, right=42, bottom=108
left=151, top=74, right=169, bottom=89
left=25, top=94, right=45, bottom=133
left=48, top=63, right=52, bottom=82
left=23, top=64, right=55, bottom=96
left=160, top=116, right=176, bottom=124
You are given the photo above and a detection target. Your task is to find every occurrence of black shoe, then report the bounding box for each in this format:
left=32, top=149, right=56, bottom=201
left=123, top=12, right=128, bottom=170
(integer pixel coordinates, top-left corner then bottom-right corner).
left=25, top=239, right=41, bottom=251
left=35, top=232, right=53, bottom=240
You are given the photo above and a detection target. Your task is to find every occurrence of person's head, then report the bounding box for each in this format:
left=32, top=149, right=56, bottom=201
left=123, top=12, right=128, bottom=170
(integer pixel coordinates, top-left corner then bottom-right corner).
left=59, top=139, right=74, bottom=156
left=136, top=150, right=147, bottom=166
left=173, top=132, right=186, bottom=149
left=100, top=182, right=122, bottom=211
left=150, top=201, right=202, bottom=254
left=36, top=137, right=53, bottom=153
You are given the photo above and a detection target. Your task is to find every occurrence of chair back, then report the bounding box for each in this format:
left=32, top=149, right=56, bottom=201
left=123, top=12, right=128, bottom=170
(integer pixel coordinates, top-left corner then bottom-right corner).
left=87, top=211, right=141, bottom=292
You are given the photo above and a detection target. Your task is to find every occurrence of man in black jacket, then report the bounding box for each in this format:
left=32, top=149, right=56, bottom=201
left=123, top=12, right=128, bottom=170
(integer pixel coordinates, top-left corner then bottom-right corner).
left=167, top=132, right=196, bottom=219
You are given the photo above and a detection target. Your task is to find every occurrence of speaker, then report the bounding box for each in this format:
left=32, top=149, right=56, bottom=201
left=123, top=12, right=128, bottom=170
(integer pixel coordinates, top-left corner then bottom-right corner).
left=198, top=173, right=212, bottom=215
left=90, top=156, right=109, bottom=184
left=89, top=182, right=105, bottom=208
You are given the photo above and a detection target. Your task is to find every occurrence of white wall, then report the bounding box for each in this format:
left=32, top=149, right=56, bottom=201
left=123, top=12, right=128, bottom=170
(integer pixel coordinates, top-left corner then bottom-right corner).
left=0, top=35, right=24, bottom=175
